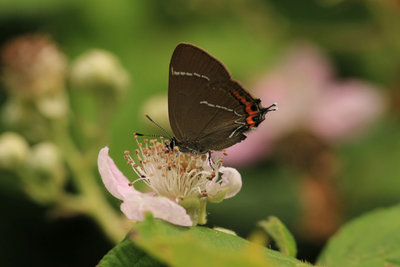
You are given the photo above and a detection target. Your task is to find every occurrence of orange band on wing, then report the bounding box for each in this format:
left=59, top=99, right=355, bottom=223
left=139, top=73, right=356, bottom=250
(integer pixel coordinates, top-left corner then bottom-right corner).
left=246, top=115, right=256, bottom=128
left=232, top=90, right=259, bottom=128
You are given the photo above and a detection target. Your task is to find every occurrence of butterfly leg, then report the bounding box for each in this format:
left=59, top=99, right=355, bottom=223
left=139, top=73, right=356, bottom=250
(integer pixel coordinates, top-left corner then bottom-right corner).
left=208, top=151, right=216, bottom=170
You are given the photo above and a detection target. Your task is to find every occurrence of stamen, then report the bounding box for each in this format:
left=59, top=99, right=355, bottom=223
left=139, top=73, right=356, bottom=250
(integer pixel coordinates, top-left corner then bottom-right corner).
left=125, top=138, right=225, bottom=199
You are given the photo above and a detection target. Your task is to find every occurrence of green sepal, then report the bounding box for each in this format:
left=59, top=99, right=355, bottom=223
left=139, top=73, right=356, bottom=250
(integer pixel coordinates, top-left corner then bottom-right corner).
left=178, top=196, right=201, bottom=225
left=208, top=187, right=229, bottom=203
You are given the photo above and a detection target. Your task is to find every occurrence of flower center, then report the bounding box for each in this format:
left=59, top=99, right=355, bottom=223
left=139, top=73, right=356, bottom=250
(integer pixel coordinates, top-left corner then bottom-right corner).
left=124, top=137, right=222, bottom=200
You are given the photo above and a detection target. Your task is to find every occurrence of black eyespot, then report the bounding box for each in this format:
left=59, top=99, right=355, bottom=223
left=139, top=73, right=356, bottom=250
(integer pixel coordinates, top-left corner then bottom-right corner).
left=251, top=104, right=257, bottom=111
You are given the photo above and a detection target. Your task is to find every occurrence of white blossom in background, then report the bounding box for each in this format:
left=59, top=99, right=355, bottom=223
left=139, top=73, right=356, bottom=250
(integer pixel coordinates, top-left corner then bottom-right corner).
left=0, top=132, right=29, bottom=169
left=1, top=34, right=67, bottom=98
left=1, top=34, right=69, bottom=119
left=70, top=49, right=130, bottom=98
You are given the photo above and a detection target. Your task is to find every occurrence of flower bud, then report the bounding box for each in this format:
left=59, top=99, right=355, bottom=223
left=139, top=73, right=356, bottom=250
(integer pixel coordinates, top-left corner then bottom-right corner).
left=1, top=34, right=67, bottom=98
left=35, top=90, right=68, bottom=119
left=0, top=132, right=29, bottom=169
left=70, top=49, right=129, bottom=99
left=29, top=142, right=63, bottom=176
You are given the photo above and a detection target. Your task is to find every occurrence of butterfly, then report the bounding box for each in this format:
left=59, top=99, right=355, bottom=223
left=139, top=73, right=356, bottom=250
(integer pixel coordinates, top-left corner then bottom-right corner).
left=166, top=43, right=276, bottom=154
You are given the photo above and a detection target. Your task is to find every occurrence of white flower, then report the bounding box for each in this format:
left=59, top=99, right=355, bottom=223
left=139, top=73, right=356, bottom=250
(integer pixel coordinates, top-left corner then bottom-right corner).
left=97, top=138, right=242, bottom=226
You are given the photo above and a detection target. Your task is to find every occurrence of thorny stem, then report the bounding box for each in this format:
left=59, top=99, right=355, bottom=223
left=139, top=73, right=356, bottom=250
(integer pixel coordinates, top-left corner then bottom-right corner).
left=51, top=119, right=127, bottom=243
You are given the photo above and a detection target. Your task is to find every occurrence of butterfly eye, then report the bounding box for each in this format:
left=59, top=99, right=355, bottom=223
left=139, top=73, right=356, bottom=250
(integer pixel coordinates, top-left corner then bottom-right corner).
left=251, top=104, right=258, bottom=111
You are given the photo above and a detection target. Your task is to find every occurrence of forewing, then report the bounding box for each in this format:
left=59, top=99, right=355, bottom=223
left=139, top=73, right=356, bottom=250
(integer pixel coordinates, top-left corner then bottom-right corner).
left=168, top=43, right=232, bottom=141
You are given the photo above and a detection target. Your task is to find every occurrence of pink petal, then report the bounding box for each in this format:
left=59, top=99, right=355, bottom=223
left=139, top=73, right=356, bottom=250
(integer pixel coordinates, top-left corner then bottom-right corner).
left=97, top=146, right=139, bottom=200
left=98, top=147, right=192, bottom=226
left=121, top=194, right=192, bottom=226
left=278, top=43, right=333, bottom=85
left=308, top=80, right=385, bottom=142
left=219, top=167, right=242, bottom=199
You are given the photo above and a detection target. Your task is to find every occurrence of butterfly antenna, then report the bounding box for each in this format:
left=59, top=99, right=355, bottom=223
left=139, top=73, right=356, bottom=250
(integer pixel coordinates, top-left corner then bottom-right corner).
left=135, top=114, right=172, bottom=139
left=134, top=132, right=165, bottom=138
left=263, top=102, right=278, bottom=112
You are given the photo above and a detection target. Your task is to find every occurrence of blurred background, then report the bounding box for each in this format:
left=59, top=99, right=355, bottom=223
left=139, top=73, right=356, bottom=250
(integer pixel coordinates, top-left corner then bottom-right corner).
left=1, top=0, right=400, bottom=266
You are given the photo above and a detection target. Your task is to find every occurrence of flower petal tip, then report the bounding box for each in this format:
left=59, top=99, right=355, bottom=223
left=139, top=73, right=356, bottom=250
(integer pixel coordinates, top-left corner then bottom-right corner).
left=98, top=146, right=137, bottom=200
left=121, top=195, right=192, bottom=226
left=220, top=167, right=242, bottom=199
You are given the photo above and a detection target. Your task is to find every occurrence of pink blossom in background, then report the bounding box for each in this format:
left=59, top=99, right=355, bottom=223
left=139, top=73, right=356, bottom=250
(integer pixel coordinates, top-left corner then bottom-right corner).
left=308, top=80, right=385, bottom=142
left=224, top=44, right=386, bottom=167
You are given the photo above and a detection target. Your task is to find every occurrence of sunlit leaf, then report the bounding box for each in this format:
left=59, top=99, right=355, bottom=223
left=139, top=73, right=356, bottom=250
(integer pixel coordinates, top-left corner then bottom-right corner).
left=318, top=204, right=400, bottom=266
left=258, top=216, right=297, bottom=257
left=99, top=215, right=311, bottom=267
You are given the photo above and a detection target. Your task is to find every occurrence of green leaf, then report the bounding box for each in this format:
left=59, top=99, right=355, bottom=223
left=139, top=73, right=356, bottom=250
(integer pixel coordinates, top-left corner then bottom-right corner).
left=258, top=216, right=297, bottom=257
left=318, top=204, right=400, bottom=267
left=99, top=215, right=311, bottom=267
left=98, top=235, right=165, bottom=267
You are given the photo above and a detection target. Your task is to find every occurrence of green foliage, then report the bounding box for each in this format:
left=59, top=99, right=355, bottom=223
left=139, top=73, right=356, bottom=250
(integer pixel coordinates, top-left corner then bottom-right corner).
left=99, top=215, right=311, bottom=267
left=318, top=204, right=400, bottom=266
left=99, top=235, right=165, bottom=267
left=2, top=0, right=400, bottom=265
left=338, top=118, right=400, bottom=217
left=258, top=216, right=297, bottom=257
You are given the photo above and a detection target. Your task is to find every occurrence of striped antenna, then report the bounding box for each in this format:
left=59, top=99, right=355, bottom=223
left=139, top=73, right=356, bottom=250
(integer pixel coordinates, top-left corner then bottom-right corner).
left=134, top=114, right=172, bottom=139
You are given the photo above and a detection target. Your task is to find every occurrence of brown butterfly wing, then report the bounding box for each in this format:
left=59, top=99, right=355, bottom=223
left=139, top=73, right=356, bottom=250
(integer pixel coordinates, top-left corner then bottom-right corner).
left=169, top=43, right=229, bottom=139
left=168, top=43, right=253, bottom=152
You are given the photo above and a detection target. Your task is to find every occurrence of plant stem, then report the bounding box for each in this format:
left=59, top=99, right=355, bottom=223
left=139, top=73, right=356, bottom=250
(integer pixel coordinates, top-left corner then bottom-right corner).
left=51, top=119, right=128, bottom=243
